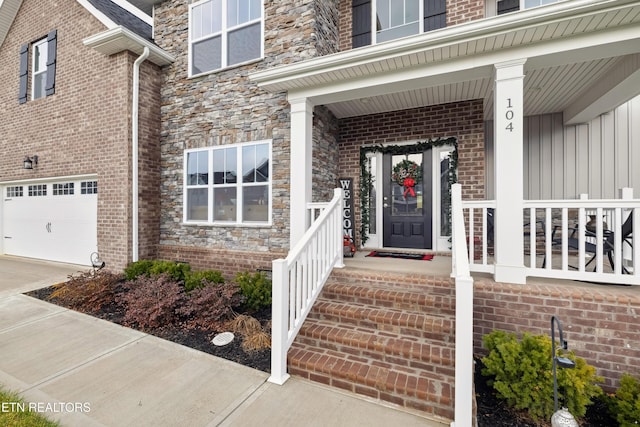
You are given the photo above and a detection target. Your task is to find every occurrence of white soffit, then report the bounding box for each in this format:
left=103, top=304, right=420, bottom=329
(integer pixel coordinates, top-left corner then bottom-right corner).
left=250, top=0, right=640, bottom=117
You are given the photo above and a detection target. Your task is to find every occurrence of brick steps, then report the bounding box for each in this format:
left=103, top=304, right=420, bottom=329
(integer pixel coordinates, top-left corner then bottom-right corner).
left=288, top=270, right=456, bottom=421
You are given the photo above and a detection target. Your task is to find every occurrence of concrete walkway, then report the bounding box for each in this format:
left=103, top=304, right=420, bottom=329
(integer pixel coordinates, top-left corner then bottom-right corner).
left=0, top=256, right=447, bottom=427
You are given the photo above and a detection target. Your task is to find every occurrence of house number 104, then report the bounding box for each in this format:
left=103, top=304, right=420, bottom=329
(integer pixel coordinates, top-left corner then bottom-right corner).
left=505, top=98, right=514, bottom=132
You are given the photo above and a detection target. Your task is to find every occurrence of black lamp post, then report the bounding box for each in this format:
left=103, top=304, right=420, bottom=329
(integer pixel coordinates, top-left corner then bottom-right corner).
left=550, top=316, right=578, bottom=427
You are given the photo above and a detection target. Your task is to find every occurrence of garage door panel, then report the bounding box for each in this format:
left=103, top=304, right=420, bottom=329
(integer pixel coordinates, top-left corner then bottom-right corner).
left=2, top=180, right=97, bottom=266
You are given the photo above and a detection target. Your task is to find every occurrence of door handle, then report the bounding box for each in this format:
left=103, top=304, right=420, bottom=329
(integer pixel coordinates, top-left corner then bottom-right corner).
left=383, top=203, right=389, bottom=208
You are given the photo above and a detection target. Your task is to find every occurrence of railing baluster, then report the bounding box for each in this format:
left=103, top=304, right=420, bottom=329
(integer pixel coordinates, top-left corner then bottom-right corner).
left=468, top=209, right=475, bottom=263
left=614, top=208, right=622, bottom=275
left=578, top=207, right=586, bottom=272
left=561, top=208, right=568, bottom=271
left=529, top=207, right=536, bottom=268
left=545, top=208, right=552, bottom=270
left=596, top=207, right=604, bottom=273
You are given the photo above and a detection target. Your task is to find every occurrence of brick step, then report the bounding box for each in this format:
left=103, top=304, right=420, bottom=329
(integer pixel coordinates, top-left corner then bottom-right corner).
left=288, top=345, right=454, bottom=420
left=328, top=268, right=455, bottom=295
left=296, top=318, right=454, bottom=376
left=307, top=300, right=454, bottom=342
left=321, top=281, right=455, bottom=316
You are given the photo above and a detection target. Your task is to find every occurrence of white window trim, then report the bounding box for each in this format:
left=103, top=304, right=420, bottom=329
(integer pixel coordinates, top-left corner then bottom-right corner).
left=371, top=0, right=424, bottom=45
left=188, top=0, right=264, bottom=78
left=31, top=38, right=47, bottom=100
left=183, top=140, right=272, bottom=226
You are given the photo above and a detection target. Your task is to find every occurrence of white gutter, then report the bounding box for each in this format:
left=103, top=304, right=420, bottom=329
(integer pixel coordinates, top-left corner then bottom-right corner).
left=132, top=46, right=149, bottom=262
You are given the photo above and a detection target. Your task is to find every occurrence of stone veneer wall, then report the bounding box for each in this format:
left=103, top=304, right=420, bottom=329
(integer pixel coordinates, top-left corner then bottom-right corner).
left=153, top=0, right=341, bottom=266
left=338, top=100, right=485, bottom=246
left=313, top=106, right=341, bottom=202
left=0, top=0, right=162, bottom=270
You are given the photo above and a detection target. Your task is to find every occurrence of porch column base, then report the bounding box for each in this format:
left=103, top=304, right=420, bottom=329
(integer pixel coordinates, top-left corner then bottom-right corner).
left=494, top=264, right=526, bottom=284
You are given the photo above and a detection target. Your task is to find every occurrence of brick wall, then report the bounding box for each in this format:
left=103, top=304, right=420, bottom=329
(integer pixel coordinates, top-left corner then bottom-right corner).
left=474, top=279, right=640, bottom=390
left=158, top=245, right=286, bottom=281
left=447, top=0, right=485, bottom=26
left=338, top=100, right=485, bottom=245
left=0, top=0, right=159, bottom=270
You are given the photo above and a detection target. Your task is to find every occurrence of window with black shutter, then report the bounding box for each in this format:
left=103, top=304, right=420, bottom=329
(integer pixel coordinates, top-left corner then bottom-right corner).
left=497, top=0, right=520, bottom=15
left=352, top=0, right=371, bottom=48
left=424, top=0, right=446, bottom=32
left=352, top=0, right=446, bottom=47
left=18, top=30, right=57, bottom=104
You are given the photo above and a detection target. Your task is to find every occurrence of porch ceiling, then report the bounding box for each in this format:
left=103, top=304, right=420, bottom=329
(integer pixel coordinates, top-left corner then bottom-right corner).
left=251, top=0, right=640, bottom=122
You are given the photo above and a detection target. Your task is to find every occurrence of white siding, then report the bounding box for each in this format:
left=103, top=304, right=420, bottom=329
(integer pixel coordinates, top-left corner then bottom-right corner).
left=486, top=95, right=640, bottom=200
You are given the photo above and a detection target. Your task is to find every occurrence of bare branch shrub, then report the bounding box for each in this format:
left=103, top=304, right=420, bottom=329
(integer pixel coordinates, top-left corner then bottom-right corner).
left=48, top=270, right=124, bottom=312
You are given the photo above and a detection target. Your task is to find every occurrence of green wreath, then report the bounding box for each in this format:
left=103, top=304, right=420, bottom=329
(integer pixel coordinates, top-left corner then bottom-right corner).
left=391, top=159, right=422, bottom=187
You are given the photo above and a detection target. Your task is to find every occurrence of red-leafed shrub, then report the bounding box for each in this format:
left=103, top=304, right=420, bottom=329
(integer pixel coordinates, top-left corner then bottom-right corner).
left=119, top=274, right=186, bottom=330
left=177, top=283, right=243, bottom=330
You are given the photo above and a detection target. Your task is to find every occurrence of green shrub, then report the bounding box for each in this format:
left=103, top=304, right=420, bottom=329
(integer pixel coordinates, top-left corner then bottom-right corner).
left=184, top=270, right=225, bottom=292
left=481, top=330, right=603, bottom=421
left=609, top=373, right=640, bottom=426
left=235, top=272, right=272, bottom=311
left=124, top=260, right=191, bottom=282
left=123, top=260, right=155, bottom=280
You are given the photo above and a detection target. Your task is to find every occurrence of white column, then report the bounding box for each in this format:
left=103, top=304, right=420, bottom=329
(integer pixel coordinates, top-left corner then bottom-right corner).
left=493, top=59, right=526, bottom=284
left=289, top=98, right=314, bottom=247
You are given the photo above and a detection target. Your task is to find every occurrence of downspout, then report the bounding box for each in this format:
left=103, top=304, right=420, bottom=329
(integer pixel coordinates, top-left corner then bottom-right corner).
left=132, top=47, right=149, bottom=262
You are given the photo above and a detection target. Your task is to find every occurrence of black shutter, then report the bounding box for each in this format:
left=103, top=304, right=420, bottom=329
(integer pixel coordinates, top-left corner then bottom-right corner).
left=352, top=0, right=371, bottom=48
left=497, top=0, right=520, bottom=15
left=18, top=43, right=28, bottom=104
left=424, top=0, right=446, bottom=32
left=45, top=30, right=57, bottom=96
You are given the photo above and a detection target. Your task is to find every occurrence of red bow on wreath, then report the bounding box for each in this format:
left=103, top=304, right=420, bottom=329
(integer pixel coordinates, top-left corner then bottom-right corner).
left=403, top=178, right=416, bottom=197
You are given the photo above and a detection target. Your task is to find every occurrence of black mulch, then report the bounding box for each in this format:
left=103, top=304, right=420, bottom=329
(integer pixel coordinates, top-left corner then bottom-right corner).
left=25, top=286, right=271, bottom=373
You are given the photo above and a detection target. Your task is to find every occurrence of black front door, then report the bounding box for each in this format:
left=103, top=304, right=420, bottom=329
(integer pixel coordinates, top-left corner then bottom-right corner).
left=382, top=151, right=432, bottom=249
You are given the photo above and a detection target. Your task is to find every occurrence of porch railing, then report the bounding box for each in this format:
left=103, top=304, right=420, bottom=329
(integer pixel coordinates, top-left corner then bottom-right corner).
left=461, top=190, right=640, bottom=285
left=450, top=184, right=474, bottom=427
left=269, top=188, right=344, bottom=385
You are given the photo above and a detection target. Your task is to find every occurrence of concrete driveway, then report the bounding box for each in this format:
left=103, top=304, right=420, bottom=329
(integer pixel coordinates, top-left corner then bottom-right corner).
left=0, top=255, right=86, bottom=298
left=0, top=256, right=445, bottom=427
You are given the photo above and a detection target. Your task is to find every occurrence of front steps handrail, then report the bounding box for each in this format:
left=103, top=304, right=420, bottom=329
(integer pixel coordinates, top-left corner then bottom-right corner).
left=451, top=183, right=474, bottom=427
left=270, top=187, right=344, bottom=384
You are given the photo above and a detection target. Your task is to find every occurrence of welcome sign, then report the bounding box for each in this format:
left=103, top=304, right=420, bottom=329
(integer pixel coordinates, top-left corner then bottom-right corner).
left=339, top=178, right=354, bottom=241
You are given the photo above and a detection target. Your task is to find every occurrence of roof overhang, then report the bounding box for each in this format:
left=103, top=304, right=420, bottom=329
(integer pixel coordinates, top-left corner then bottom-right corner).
left=0, top=0, right=23, bottom=50
left=250, top=0, right=640, bottom=122
left=83, top=26, right=174, bottom=66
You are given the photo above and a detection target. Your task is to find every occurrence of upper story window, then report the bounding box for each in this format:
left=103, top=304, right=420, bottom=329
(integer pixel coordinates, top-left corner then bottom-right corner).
left=497, top=0, right=561, bottom=15
left=32, top=38, right=48, bottom=100
left=189, top=0, right=263, bottom=76
left=352, top=0, right=445, bottom=48
left=19, top=30, right=57, bottom=104
left=375, top=0, right=420, bottom=43
left=184, top=141, right=271, bottom=225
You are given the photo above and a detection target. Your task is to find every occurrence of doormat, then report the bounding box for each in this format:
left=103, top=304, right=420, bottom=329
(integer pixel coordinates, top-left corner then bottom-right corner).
left=366, top=251, right=434, bottom=261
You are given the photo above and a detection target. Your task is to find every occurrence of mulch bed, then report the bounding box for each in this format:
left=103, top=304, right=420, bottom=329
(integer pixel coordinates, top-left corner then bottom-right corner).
left=474, top=357, right=616, bottom=426
left=26, top=283, right=615, bottom=425
left=25, top=285, right=271, bottom=373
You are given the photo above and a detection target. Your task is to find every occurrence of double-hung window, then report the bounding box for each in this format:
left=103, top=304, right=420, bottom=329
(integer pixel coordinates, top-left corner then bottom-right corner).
left=185, top=141, right=271, bottom=225
left=32, top=38, right=48, bottom=99
left=189, top=0, right=263, bottom=76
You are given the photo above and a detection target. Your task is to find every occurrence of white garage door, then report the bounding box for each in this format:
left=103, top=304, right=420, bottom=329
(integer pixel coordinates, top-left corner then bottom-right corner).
left=2, top=179, right=98, bottom=266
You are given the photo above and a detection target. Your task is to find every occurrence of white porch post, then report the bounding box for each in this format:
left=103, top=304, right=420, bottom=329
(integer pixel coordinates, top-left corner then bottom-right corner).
left=289, top=97, right=314, bottom=247
left=493, top=59, right=526, bottom=284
